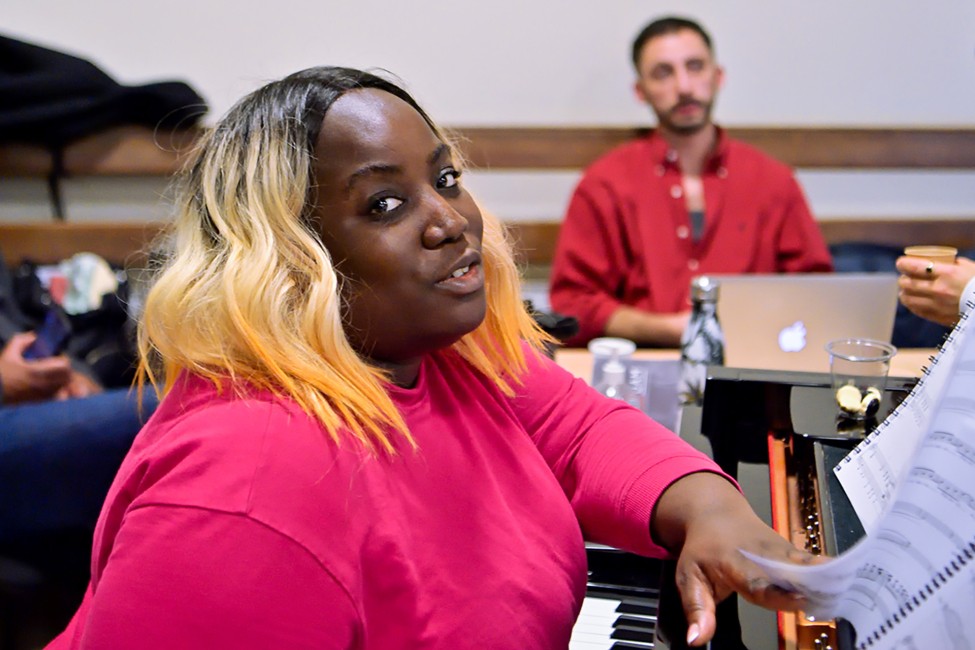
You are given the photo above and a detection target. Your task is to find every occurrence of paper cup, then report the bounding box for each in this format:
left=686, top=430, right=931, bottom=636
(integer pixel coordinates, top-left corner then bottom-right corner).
left=903, top=245, right=958, bottom=265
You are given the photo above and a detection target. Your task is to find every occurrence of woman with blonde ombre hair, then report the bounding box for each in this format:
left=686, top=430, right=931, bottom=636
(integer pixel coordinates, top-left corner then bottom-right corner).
left=49, top=66, right=813, bottom=650
left=137, top=66, right=545, bottom=455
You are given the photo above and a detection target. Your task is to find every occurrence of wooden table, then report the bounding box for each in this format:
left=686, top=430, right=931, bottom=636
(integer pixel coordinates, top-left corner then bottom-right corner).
left=554, top=347, right=936, bottom=383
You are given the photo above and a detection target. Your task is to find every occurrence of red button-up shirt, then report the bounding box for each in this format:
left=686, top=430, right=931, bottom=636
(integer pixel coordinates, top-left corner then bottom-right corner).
left=550, top=128, right=833, bottom=346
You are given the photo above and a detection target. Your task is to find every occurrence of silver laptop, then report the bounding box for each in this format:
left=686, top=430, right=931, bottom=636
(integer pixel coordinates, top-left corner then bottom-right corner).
left=710, top=273, right=899, bottom=373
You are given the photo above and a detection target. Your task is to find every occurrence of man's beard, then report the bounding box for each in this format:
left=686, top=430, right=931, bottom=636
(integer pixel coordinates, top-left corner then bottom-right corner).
left=656, top=99, right=713, bottom=135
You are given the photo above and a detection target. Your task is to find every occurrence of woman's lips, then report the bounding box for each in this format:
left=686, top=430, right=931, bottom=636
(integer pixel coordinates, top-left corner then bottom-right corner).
left=435, top=262, right=484, bottom=295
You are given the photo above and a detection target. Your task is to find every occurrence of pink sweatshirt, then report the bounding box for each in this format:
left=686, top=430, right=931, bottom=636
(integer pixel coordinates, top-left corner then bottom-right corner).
left=49, top=346, right=723, bottom=649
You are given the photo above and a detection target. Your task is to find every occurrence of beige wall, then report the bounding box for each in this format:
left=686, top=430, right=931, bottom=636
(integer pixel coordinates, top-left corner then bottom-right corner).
left=8, top=1, right=975, bottom=126
left=4, top=1, right=975, bottom=223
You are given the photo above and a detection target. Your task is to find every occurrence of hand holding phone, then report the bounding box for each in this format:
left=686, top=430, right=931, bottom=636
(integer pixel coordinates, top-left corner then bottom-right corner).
left=23, top=308, right=72, bottom=360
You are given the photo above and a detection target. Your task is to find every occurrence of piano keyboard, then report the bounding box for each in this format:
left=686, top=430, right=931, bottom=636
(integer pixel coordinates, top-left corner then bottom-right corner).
left=570, top=592, right=659, bottom=649
left=571, top=545, right=662, bottom=649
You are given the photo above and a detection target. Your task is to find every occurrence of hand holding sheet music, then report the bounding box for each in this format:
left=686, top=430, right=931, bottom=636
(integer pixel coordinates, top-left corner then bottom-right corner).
left=745, top=302, right=975, bottom=648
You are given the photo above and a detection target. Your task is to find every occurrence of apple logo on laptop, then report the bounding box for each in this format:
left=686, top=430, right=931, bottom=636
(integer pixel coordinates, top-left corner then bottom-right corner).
left=778, top=321, right=807, bottom=353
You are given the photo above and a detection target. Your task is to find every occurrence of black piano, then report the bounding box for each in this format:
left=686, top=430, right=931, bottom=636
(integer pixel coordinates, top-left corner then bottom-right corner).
left=571, top=366, right=917, bottom=649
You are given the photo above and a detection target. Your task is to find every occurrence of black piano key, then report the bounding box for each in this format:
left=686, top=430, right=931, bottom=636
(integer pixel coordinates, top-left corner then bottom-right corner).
left=610, top=642, right=655, bottom=649
left=617, top=597, right=658, bottom=617
left=588, top=582, right=660, bottom=599
left=611, top=624, right=655, bottom=643
left=614, top=614, right=655, bottom=629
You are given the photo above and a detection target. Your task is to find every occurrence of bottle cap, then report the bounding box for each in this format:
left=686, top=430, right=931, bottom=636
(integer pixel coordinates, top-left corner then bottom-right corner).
left=587, top=337, right=637, bottom=358
left=690, top=276, right=720, bottom=302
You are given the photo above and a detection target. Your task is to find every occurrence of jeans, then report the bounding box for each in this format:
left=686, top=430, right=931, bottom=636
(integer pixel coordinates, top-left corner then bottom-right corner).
left=0, top=387, right=158, bottom=543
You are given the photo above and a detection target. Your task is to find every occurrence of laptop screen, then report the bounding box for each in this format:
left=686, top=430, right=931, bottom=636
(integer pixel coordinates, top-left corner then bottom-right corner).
left=709, top=273, right=899, bottom=373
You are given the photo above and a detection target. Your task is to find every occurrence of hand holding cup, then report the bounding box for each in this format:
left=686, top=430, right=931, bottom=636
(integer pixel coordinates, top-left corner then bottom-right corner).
left=897, top=246, right=974, bottom=326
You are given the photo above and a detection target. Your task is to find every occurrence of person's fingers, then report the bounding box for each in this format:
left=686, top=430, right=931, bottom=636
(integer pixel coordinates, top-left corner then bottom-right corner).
left=898, top=272, right=948, bottom=301
left=65, top=370, right=103, bottom=398
left=30, top=354, right=72, bottom=373
left=737, top=574, right=808, bottom=612
left=3, top=332, right=36, bottom=357
left=897, top=274, right=918, bottom=294
left=900, top=289, right=960, bottom=325
left=675, top=569, right=717, bottom=647
left=26, top=356, right=73, bottom=394
left=895, top=256, right=931, bottom=277
left=898, top=258, right=954, bottom=286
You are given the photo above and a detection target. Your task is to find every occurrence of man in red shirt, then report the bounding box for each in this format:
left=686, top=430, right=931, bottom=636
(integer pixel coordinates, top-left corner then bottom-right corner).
left=550, top=16, right=833, bottom=347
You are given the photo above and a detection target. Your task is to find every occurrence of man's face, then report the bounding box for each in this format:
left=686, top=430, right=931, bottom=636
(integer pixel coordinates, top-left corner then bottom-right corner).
left=634, top=28, right=724, bottom=135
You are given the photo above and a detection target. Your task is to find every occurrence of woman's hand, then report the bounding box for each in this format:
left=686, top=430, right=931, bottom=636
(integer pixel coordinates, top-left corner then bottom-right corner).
left=651, top=472, right=815, bottom=646
left=896, top=256, right=975, bottom=326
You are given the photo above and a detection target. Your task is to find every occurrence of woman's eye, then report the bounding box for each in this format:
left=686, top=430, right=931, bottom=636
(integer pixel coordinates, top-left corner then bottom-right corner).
left=369, top=196, right=404, bottom=215
left=437, top=169, right=461, bottom=189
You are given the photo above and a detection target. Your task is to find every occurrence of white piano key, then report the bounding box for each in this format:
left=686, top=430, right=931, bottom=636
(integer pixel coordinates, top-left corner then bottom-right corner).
left=570, top=596, right=623, bottom=650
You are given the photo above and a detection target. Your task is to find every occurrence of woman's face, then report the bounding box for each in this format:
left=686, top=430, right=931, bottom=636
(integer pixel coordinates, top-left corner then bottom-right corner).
left=312, top=88, right=486, bottom=368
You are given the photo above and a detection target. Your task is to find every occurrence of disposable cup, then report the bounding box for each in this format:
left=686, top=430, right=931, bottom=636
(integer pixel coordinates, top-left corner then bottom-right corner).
left=825, top=338, right=897, bottom=420
left=587, top=337, right=637, bottom=384
left=903, top=245, right=958, bottom=265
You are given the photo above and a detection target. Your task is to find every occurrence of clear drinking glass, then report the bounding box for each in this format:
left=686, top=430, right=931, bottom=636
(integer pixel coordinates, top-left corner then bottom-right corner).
left=825, top=338, right=897, bottom=420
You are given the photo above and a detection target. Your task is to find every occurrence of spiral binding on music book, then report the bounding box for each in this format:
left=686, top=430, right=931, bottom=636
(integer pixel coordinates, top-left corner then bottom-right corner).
left=858, top=538, right=975, bottom=648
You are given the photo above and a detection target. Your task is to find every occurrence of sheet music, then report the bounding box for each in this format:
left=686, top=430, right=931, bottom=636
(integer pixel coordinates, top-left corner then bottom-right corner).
left=745, top=309, right=975, bottom=648
left=833, top=304, right=972, bottom=531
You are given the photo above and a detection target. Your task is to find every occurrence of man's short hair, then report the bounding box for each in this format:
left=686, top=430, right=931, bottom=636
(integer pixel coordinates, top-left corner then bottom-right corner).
left=631, top=16, right=714, bottom=69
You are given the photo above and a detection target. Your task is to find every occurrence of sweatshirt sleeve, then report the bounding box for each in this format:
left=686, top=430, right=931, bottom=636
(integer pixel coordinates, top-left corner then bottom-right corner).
left=507, top=348, right=730, bottom=558
left=961, top=275, right=975, bottom=316
left=51, top=505, right=360, bottom=650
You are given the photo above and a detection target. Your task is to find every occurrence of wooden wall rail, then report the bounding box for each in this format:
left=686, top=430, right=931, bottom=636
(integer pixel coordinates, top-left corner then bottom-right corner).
left=2, top=125, right=973, bottom=268
left=2, top=219, right=973, bottom=269
left=0, top=222, right=167, bottom=267
left=0, top=126, right=198, bottom=177
left=3, top=126, right=975, bottom=177
left=505, top=219, right=975, bottom=267
left=457, top=127, right=975, bottom=170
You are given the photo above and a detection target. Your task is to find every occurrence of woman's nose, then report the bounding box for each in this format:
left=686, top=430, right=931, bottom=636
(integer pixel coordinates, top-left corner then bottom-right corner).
left=422, top=195, right=468, bottom=249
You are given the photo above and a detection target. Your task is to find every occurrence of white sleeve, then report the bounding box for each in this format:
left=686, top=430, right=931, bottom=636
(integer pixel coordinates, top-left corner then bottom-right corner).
left=961, top=276, right=975, bottom=316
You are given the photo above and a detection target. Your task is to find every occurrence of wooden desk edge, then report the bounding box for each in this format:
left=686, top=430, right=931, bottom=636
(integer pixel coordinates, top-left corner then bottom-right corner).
left=554, top=348, right=935, bottom=383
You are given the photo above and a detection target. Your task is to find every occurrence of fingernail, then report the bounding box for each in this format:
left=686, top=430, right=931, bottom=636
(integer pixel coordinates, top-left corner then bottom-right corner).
left=686, top=622, right=700, bottom=645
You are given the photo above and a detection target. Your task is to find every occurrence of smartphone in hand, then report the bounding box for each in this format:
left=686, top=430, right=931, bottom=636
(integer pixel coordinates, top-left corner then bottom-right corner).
left=23, top=308, right=72, bottom=360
